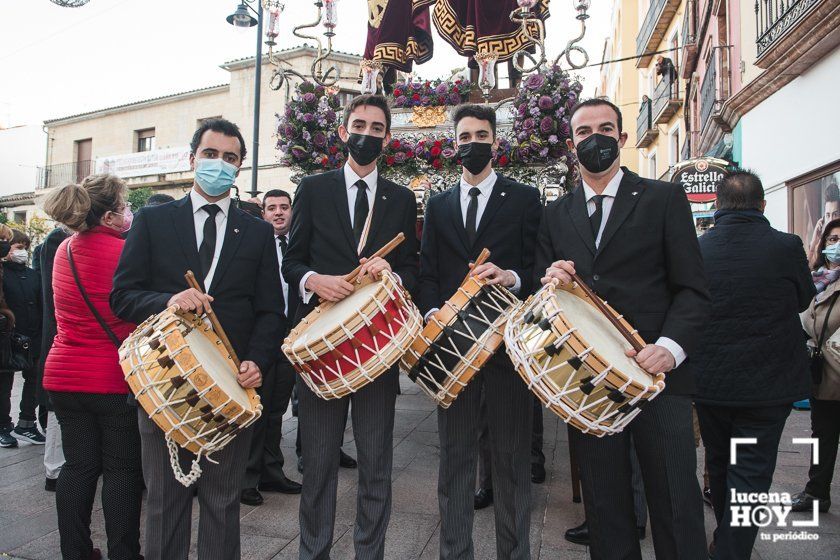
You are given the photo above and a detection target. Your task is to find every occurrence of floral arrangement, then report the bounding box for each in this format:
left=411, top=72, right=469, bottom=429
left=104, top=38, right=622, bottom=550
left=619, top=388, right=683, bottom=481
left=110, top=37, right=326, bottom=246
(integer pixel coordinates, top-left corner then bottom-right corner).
left=276, top=81, right=345, bottom=174
left=510, top=66, right=583, bottom=167
left=391, top=78, right=471, bottom=108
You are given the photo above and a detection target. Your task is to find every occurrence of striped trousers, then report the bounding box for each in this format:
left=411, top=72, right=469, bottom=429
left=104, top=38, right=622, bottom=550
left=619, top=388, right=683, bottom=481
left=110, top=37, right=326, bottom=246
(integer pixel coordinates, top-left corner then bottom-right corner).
left=438, top=356, right=533, bottom=560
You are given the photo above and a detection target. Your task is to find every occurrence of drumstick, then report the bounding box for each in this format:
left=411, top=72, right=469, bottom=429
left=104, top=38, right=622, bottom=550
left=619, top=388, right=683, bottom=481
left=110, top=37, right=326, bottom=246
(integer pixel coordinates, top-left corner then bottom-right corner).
left=184, top=271, right=241, bottom=367
left=343, top=232, right=406, bottom=283
left=571, top=273, right=645, bottom=353
left=462, top=248, right=491, bottom=284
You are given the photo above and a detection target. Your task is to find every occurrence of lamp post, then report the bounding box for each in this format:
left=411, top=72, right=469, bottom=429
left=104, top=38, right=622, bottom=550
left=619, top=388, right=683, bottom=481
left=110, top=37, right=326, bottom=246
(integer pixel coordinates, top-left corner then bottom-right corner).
left=227, top=2, right=264, bottom=198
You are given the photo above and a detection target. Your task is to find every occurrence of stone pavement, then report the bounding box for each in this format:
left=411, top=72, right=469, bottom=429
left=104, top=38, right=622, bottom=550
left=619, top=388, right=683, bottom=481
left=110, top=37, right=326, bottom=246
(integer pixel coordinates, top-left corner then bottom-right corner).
left=1, top=372, right=838, bottom=559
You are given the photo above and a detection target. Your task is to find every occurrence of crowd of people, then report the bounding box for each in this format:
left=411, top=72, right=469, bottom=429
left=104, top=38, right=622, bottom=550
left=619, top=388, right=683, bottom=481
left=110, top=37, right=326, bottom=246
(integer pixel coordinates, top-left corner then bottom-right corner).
left=0, top=94, right=836, bottom=560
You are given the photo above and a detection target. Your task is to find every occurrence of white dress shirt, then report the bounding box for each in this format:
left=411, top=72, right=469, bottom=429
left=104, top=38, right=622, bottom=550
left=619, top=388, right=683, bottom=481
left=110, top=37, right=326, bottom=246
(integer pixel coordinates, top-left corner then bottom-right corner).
left=424, top=171, right=521, bottom=322
left=275, top=233, right=290, bottom=316
left=190, top=189, right=230, bottom=292
left=581, top=168, right=686, bottom=368
left=299, top=163, right=380, bottom=304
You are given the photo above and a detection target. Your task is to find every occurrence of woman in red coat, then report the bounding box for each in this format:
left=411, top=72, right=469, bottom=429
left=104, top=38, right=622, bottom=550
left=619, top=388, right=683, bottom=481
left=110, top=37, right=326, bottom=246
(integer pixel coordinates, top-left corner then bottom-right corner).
left=43, top=175, right=142, bottom=560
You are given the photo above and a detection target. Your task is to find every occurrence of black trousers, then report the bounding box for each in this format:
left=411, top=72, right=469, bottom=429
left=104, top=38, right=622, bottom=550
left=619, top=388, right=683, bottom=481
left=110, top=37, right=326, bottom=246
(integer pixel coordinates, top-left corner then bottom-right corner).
left=805, top=398, right=840, bottom=500
left=696, top=403, right=791, bottom=560
left=0, top=368, right=39, bottom=428
left=242, top=359, right=296, bottom=488
left=478, top=393, right=544, bottom=490
left=50, top=391, right=143, bottom=560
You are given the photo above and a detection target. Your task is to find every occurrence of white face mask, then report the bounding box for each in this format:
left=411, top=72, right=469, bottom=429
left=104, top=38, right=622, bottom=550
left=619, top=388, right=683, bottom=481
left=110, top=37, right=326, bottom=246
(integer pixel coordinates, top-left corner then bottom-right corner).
left=8, top=249, right=27, bottom=264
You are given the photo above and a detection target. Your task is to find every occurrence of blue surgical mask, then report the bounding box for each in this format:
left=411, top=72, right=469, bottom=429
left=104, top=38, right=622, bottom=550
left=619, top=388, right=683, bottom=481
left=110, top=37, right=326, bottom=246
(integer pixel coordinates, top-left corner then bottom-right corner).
left=823, top=243, right=840, bottom=264
left=194, top=158, right=238, bottom=196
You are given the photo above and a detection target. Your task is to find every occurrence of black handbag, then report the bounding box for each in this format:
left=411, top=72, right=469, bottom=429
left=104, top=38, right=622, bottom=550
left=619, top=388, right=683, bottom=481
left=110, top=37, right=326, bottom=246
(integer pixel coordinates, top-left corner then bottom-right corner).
left=0, top=332, right=33, bottom=371
left=809, top=291, right=840, bottom=385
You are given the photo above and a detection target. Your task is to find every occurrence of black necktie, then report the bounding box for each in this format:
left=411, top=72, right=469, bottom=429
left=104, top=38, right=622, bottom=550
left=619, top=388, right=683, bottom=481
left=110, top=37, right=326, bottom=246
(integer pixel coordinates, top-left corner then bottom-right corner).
left=278, top=235, right=287, bottom=257
left=353, top=179, right=369, bottom=246
left=465, top=187, right=481, bottom=246
left=198, top=204, right=221, bottom=281
left=589, top=195, right=606, bottom=241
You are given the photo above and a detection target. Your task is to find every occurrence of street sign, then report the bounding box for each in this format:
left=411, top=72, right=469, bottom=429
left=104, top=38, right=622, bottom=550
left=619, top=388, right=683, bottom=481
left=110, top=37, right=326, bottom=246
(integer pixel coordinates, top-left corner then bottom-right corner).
left=672, top=157, right=730, bottom=203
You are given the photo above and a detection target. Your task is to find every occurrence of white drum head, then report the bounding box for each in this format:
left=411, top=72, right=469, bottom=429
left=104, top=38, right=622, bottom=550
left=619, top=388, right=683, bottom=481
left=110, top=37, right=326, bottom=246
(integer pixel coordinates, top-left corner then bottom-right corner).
left=184, top=329, right=250, bottom=408
left=291, top=281, right=382, bottom=352
left=553, top=290, right=653, bottom=385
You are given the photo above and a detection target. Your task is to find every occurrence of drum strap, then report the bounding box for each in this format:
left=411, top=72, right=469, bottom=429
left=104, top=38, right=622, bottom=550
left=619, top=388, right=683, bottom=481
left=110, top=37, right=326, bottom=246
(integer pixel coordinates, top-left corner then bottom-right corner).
left=66, top=242, right=121, bottom=349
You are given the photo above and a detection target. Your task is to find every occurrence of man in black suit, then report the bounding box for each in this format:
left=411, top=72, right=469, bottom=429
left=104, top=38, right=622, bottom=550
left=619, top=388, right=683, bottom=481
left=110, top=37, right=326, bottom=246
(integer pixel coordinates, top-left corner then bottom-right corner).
left=111, top=118, right=285, bottom=560
left=240, top=189, right=302, bottom=506
left=282, top=94, right=418, bottom=560
left=417, top=103, right=541, bottom=560
left=536, top=98, right=709, bottom=560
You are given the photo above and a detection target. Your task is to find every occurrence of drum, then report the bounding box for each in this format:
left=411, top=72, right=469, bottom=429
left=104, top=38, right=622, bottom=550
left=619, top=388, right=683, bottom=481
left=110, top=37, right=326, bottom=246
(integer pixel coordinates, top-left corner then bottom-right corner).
left=505, top=283, right=665, bottom=436
left=120, top=307, right=261, bottom=485
left=401, top=276, right=520, bottom=407
left=284, top=270, right=423, bottom=400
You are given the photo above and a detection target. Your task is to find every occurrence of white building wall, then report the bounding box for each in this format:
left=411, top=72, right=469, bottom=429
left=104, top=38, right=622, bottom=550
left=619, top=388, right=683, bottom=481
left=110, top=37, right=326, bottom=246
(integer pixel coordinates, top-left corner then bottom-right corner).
left=0, top=125, right=46, bottom=195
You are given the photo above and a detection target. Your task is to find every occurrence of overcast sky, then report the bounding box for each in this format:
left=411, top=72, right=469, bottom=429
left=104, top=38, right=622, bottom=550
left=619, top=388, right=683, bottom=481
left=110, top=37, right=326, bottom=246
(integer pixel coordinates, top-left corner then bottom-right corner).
left=0, top=0, right=611, bottom=128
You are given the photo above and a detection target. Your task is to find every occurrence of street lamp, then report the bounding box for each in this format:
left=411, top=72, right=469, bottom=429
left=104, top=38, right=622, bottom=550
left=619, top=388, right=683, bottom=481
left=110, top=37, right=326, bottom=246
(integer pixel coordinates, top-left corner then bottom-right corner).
left=226, top=1, right=273, bottom=197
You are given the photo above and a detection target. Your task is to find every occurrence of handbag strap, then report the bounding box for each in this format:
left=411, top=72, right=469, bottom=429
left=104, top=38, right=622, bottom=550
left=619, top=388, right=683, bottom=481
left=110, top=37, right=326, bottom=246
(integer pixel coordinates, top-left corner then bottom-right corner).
left=814, top=291, right=840, bottom=351
left=66, top=241, right=121, bottom=349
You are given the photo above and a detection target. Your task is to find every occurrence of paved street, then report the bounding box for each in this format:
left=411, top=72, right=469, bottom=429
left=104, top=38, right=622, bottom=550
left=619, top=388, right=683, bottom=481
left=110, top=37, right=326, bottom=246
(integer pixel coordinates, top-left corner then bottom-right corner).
left=1, top=372, right=838, bottom=559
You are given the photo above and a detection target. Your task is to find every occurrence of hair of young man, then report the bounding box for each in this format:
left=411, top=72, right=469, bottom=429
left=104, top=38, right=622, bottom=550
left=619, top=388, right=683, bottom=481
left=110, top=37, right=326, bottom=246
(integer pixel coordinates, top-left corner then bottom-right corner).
left=342, top=94, right=392, bottom=133
left=568, top=98, right=624, bottom=133
left=263, top=189, right=292, bottom=205
left=189, top=118, right=247, bottom=161
left=452, top=103, right=497, bottom=138
left=716, top=169, right=765, bottom=211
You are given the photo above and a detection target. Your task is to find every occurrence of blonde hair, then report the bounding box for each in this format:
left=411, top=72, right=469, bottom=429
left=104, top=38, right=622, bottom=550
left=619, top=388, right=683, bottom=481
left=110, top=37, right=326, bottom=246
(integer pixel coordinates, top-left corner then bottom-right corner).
left=43, top=174, right=127, bottom=232
left=0, top=224, right=12, bottom=242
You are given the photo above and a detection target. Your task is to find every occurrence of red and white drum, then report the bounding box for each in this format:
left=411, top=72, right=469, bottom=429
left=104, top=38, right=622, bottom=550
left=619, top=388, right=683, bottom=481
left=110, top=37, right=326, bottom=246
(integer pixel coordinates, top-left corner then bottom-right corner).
left=283, top=271, right=423, bottom=399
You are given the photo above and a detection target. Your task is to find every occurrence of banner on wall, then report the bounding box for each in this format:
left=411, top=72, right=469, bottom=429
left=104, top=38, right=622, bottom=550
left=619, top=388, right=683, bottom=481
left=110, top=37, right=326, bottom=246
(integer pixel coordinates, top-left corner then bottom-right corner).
left=95, top=146, right=191, bottom=179
left=672, top=157, right=730, bottom=203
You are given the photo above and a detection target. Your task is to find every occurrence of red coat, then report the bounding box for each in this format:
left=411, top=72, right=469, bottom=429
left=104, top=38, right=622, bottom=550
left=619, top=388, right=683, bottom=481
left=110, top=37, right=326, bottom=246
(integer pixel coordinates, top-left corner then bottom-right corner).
left=44, top=226, right=136, bottom=394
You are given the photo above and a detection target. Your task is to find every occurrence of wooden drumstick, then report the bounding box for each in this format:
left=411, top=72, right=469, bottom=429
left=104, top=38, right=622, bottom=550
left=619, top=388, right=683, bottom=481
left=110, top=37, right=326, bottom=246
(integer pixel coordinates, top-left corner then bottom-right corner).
left=571, top=273, right=644, bottom=353
left=184, top=271, right=241, bottom=367
left=462, top=248, right=491, bottom=284
left=343, top=232, right=406, bottom=283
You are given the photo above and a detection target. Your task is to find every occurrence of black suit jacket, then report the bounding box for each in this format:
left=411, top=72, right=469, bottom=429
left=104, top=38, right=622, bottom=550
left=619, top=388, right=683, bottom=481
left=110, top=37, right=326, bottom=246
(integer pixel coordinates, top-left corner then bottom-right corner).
left=534, top=168, right=710, bottom=396
left=417, top=174, right=541, bottom=315
left=282, top=167, right=418, bottom=319
left=110, top=195, right=286, bottom=374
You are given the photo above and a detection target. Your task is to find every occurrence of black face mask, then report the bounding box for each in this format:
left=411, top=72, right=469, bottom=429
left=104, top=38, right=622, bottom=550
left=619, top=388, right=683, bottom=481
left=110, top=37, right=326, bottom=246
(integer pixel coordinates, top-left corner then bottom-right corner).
left=458, top=142, right=493, bottom=175
left=0, top=241, right=9, bottom=260
left=346, top=133, right=384, bottom=166
left=575, top=133, right=620, bottom=174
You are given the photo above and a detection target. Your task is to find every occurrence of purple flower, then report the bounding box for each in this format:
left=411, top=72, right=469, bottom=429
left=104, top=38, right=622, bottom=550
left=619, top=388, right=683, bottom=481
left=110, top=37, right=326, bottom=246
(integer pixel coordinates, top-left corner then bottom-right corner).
left=540, top=117, right=555, bottom=134
left=291, top=147, right=306, bottom=159
left=395, top=95, right=407, bottom=107
left=517, top=103, right=527, bottom=117
left=393, top=152, right=407, bottom=163
left=559, top=122, right=570, bottom=137
left=517, top=131, right=529, bottom=141
left=441, top=147, right=456, bottom=159
left=538, top=95, right=553, bottom=110
left=548, top=134, right=559, bottom=145
left=539, top=147, right=549, bottom=158
left=421, top=96, right=430, bottom=104
left=284, top=125, right=295, bottom=137
left=523, top=117, right=535, bottom=130
left=303, top=92, right=316, bottom=104
left=529, top=107, right=541, bottom=117
left=325, top=109, right=337, bottom=122
left=285, top=106, right=293, bottom=117
left=302, top=113, right=314, bottom=123
left=447, top=93, right=461, bottom=105
left=435, top=83, right=448, bottom=95
left=313, top=132, right=327, bottom=147
left=525, top=73, right=546, bottom=90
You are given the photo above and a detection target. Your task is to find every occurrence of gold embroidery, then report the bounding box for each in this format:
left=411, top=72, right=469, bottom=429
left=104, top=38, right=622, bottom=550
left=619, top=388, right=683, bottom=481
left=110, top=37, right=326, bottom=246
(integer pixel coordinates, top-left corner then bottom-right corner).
left=410, top=106, right=448, bottom=128
left=368, top=0, right=389, bottom=29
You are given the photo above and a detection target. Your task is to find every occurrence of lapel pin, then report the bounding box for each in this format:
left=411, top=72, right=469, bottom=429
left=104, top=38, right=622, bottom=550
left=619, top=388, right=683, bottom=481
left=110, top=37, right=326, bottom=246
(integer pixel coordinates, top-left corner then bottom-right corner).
left=631, top=192, right=638, bottom=196
left=234, top=228, right=240, bottom=234
left=501, top=192, right=507, bottom=197
left=382, top=195, right=387, bottom=200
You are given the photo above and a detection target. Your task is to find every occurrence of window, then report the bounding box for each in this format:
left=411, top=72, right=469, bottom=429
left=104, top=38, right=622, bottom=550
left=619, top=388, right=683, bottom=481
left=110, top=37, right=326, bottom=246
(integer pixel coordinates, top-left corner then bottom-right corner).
left=136, top=128, right=156, bottom=152
left=669, top=127, right=680, bottom=167
left=648, top=150, right=658, bottom=179
left=669, top=30, right=679, bottom=72
left=789, top=159, right=840, bottom=265
left=13, top=211, right=26, bottom=225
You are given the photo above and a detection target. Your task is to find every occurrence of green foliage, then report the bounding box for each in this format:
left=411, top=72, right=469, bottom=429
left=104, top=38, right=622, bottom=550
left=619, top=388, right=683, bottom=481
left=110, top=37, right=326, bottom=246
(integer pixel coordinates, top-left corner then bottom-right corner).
left=128, top=187, right=153, bottom=210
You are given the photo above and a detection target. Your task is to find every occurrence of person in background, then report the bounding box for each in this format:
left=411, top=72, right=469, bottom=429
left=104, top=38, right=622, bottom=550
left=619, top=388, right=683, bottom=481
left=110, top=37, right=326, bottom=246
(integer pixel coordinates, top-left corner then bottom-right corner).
left=0, top=223, right=19, bottom=449
left=240, top=189, right=302, bottom=506
left=807, top=184, right=840, bottom=267
left=693, top=170, right=814, bottom=559
left=36, top=224, right=71, bottom=490
left=0, top=229, right=45, bottom=448
left=42, top=176, right=143, bottom=560
left=144, top=193, right=175, bottom=207
left=792, top=217, right=840, bottom=514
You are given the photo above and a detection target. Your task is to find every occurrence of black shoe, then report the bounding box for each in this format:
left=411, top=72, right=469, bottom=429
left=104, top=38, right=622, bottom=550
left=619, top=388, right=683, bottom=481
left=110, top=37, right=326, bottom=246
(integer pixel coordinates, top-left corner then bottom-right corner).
left=790, top=491, right=831, bottom=513
left=564, top=521, right=589, bottom=545
left=0, top=428, right=18, bottom=448
left=474, top=488, right=493, bottom=510
left=703, top=486, right=712, bottom=507
left=259, top=476, right=302, bottom=494
left=240, top=488, right=264, bottom=506
left=45, top=477, right=57, bottom=492
left=297, top=456, right=304, bottom=474
left=12, top=425, right=46, bottom=445
left=339, top=449, right=357, bottom=469
left=637, top=525, right=646, bottom=540
left=531, top=463, right=546, bottom=484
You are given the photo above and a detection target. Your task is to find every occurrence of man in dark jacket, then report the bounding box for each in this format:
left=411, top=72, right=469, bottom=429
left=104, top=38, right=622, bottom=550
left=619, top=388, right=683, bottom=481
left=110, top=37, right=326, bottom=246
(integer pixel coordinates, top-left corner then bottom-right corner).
left=694, top=169, right=815, bottom=559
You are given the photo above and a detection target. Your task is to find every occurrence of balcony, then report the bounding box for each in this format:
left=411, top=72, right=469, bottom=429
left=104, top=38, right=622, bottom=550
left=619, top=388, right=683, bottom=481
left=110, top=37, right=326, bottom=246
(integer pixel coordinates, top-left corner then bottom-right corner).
left=680, top=0, right=699, bottom=79
left=700, top=55, right=719, bottom=133
left=755, top=0, right=821, bottom=62
left=37, top=160, right=93, bottom=189
left=636, top=0, right=682, bottom=67
left=636, top=98, right=659, bottom=148
left=652, top=72, right=681, bottom=124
